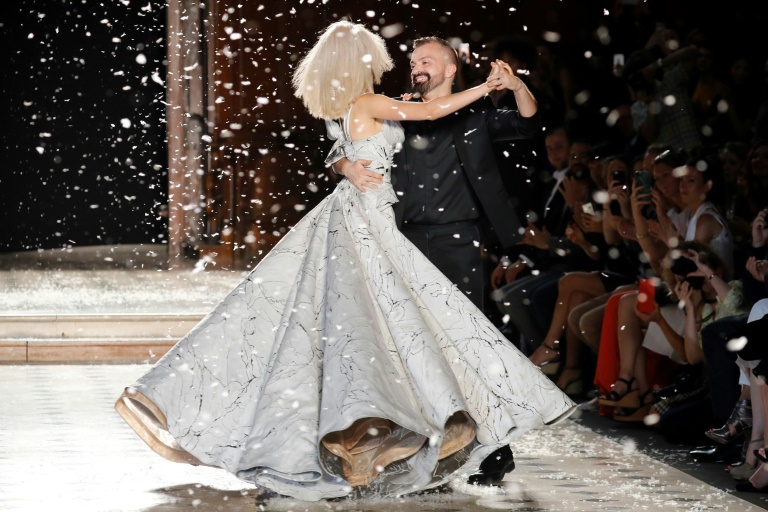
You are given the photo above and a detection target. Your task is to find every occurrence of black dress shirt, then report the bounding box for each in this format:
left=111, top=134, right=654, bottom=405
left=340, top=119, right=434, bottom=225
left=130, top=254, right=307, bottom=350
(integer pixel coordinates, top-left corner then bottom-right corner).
left=400, top=114, right=482, bottom=225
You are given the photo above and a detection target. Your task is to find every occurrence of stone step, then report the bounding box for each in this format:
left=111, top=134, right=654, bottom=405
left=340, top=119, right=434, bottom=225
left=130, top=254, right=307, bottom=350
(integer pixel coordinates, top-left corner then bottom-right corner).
left=0, top=338, right=177, bottom=364
left=0, top=313, right=203, bottom=364
left=0, top=313, right=203, bottom=339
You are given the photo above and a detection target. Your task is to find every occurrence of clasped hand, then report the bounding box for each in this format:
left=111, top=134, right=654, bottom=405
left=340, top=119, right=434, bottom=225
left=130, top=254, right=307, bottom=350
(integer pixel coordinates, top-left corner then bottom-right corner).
left=486, top=60, right=524, bottom=91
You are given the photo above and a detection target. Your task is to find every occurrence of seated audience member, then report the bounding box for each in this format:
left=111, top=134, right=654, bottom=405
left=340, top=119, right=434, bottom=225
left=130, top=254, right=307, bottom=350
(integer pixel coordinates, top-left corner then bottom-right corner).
left=490, top=140, right=596, bottom=352
left=643, top=245, right=748, bottom=434
left=731, top=297, right=768, bottom=490
left=694, top=209, right=768, bottom=475
left=599, top=242, right=743, bottom=424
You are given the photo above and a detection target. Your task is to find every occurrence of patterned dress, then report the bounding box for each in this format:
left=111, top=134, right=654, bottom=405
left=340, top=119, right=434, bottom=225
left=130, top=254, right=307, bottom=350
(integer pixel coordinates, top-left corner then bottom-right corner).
left=115, top=112, right=575, bottom=501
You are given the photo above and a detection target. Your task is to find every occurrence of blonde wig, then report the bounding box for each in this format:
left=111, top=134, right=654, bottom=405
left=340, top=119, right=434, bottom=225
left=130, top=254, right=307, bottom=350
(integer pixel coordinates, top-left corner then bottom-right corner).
left=292, top=21, right=394, bottom=120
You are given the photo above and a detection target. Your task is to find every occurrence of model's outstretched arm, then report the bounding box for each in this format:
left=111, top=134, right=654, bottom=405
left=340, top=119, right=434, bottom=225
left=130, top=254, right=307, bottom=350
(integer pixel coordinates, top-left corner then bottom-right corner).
left=356, top=62, right=515, bottom=122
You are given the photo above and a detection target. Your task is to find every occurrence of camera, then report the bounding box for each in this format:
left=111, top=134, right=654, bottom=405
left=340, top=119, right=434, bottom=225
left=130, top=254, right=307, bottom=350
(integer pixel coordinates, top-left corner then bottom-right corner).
left=612, top=169, right=627, bottom=186
left=670, top=256, right=704, bottom=290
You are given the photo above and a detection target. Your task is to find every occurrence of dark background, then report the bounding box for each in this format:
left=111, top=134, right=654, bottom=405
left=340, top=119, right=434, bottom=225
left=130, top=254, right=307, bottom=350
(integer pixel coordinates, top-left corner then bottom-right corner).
left=1, top=0, right=167, bottom=251
left=1, top=0, right=766, bottom=253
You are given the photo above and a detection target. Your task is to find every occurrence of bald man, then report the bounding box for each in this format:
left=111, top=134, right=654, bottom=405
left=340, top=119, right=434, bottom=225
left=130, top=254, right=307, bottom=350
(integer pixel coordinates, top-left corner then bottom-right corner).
left=330, top=36, right=541, bottom=486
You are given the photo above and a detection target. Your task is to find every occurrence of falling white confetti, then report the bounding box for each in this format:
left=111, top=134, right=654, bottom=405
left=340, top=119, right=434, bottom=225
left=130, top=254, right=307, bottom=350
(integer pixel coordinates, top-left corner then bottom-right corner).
left=726, top=336, right=748, bottom=352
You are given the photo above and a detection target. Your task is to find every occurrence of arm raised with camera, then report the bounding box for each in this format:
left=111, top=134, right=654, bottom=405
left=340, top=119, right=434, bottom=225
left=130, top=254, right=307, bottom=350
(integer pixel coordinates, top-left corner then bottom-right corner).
left=630, top=174, right=668, bottom=275
left=675, top=280, right=706, bottom=365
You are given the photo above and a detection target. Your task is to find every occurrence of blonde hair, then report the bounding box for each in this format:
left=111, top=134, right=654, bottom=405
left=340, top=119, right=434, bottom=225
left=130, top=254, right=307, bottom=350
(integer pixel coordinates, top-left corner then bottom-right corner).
left=292, top=21, right=393, bottom=120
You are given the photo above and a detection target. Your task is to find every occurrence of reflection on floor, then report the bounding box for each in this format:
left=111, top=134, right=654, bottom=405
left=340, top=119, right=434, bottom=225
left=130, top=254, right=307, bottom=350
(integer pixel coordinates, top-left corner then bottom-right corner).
left=0, top=365, right=763, bottom=512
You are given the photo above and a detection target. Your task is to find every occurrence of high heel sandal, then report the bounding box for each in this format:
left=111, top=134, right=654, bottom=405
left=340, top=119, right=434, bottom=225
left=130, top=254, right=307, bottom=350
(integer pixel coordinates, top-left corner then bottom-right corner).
left=731, top=438, right=762, bottom=481
left=706, top=399, right=752, bottom=445
left=740, top=464, right=768, bottom=492
left=534, top=342, right=562, bottom=376
left=598, top=377, right=639, bottom=409
left=753, top=446, right=768, bottom=464
left=613, top=390, right=655, bottom=423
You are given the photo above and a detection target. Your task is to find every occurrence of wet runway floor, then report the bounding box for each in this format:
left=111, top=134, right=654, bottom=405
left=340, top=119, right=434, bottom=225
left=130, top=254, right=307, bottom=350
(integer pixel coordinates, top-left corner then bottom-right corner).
left=1, top=365, right=765, bottom=511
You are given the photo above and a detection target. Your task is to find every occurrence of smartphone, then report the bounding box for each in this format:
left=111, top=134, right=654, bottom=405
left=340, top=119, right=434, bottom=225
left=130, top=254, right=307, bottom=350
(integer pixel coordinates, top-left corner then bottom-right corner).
left=459, top=42, right=470, bottom=64
left=581, top=202, right=596, bottom=216
left=637, top=278, right=656, bottom=313
left=634, top=170, right=654, bottom=198
left=609, top=200, right=622, bottom=216
left=612, top=53, right=624, bottom=76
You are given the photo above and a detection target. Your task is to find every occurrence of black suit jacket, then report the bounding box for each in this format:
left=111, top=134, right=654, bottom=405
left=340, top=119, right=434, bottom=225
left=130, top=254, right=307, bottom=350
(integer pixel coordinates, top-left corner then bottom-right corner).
left=391, top=97, right=541, bottom=252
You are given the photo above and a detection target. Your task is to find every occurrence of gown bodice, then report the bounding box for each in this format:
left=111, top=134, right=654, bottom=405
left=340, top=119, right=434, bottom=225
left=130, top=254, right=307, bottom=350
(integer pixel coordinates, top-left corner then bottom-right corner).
left=325, top=110, right=404, bottom=187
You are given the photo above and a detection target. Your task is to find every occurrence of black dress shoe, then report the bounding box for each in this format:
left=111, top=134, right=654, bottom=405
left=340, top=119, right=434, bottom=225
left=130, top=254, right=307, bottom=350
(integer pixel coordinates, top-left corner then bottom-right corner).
left=467, top=446, right=515, bottom=486
left=688, top=442, right=742, bottom=464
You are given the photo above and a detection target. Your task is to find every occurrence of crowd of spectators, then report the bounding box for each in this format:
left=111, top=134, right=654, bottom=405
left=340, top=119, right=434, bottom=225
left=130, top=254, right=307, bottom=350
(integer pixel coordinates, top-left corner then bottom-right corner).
left=470, top=14, right=768, bottom=492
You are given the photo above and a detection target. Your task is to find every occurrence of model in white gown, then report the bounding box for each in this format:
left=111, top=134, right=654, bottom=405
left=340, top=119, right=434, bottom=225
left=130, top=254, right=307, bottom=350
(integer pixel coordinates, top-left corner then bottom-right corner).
left=115, top=111, right=576, bottom=501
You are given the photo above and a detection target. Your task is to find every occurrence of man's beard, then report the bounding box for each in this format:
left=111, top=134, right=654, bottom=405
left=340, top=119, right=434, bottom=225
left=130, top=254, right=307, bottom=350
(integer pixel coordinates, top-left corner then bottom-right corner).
left=411, top=72, right=444, bottom=97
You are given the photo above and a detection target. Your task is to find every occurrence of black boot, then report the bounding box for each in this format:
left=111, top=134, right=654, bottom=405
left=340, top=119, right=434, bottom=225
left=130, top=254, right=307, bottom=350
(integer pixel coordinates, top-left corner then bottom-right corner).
left=688, top=439, right=742, bottom=464
left=467, top=446, right=515, bottom=486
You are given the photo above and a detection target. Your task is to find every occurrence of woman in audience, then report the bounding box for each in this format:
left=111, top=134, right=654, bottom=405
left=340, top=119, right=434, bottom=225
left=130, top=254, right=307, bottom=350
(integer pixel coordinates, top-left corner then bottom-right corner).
left=640, top=245, right=747, bottom=426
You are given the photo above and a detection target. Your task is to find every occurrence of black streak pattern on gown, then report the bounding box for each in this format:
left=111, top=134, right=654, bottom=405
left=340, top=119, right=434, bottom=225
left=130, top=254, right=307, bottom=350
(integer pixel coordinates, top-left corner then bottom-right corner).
left=115, top=113, right=575, bottom=501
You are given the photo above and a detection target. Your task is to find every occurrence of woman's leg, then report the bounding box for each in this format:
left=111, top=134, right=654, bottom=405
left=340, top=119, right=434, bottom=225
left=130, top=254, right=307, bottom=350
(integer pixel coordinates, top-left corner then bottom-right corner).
left=554, top=290, right=595, bottom=390
left=607, top=292, right=643, bottom=397
left=593, top=288, right=639, bottom=398
left=571, top=292, right=611, bottom=352
left=530, top=272, right=605, bottom=366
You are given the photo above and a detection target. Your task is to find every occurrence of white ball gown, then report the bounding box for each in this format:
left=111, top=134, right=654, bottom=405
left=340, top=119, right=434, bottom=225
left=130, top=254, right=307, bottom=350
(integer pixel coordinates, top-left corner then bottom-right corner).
left=115, top=113, right=576, bottom=501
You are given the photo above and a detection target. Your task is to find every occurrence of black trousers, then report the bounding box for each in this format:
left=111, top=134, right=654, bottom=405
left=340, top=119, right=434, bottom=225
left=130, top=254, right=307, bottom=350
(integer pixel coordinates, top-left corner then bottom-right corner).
left=400, top=221, right=484, bottom=310
left=402, top=220, right=514, bottom=471
left=701, top=315, right=746, bottom=425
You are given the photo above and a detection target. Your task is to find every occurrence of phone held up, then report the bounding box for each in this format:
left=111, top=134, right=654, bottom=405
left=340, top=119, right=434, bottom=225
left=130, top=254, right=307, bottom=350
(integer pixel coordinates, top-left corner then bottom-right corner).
left=459, top=42, right=470, bottom=64
left=637, top=278, right=656, bottom=313
left=634, top=169, right=653, bottom=197
left=634, top=169, right=657, bottom=220
left=612, top=53, right=624, bottom=77
left=608, top=170, right=626, bottom=216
